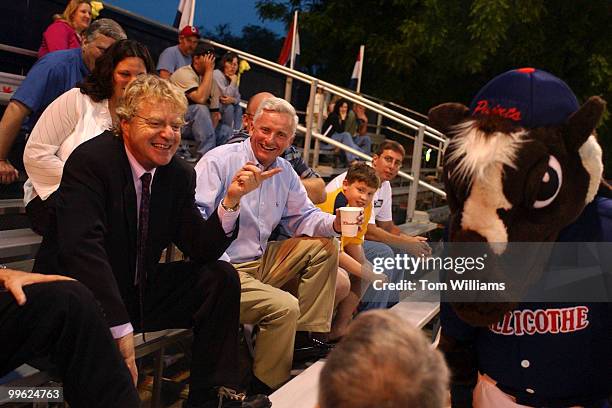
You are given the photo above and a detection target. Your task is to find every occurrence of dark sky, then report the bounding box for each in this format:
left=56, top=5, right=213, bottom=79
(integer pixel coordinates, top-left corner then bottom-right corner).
left=106, top=0, right=286, bottom=35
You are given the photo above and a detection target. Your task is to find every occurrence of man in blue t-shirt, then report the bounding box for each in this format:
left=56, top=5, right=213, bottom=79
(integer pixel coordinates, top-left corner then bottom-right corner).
left=0, top=18, right=125, bottom=190
left=157, top=25, right=200, bottom=80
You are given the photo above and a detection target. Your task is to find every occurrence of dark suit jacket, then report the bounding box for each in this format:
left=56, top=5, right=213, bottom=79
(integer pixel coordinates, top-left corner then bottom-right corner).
left=35, top=131, right=236, bottom=326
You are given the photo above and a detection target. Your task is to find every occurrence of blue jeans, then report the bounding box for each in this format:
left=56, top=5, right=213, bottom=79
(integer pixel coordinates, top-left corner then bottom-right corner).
left=321, top=131, right=366, bottom=162
left=354, top=134, right=372, bottom=155
left=220, top=103, right=243, bottom=130
left=183, top=104, right=216, bottom=155
left=359, top=240, right=404, bottom=311
left=215, top=123, right=233, bottom=146
left=215, top=103, right=242, bottom=146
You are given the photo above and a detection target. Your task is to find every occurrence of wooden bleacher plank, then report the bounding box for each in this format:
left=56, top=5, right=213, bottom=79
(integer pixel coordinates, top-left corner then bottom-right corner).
left=398, top=221, right=439, bottom=236
left=0, top=365, right=52, bottom=404
left=0, top=198, right=25, bottom=209
left=390, top=267, right=441, bottom=330
left=0, top=228, right=41, bottom=260
left=5, top=258, right=35, bottom=272
left=270, top=360, right=324, bottom=408
left=390, top=299, right=440, bottom=330
left=0, top=198, right=25, bottom=212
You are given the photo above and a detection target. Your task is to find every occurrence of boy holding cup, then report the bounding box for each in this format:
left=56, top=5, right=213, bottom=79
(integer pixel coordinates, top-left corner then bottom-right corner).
left=317, top=163, right=386, bottom=340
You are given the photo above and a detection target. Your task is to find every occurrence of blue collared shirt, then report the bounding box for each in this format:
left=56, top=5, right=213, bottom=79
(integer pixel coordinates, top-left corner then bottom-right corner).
left=12, top=47, right=89, bottom=133
left=194, top=138, right=336, bottom=263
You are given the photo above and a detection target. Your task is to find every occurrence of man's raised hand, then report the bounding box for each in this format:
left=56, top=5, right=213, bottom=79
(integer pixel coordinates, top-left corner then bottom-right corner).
left=224, top=162, right=282, bottom=208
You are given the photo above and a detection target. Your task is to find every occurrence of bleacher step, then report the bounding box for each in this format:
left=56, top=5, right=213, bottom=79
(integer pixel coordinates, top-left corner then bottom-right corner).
left=270, top=360, right=324, bottom=408
left=0, top=199, right=25, bottom=214
left=0, top=228, right=41, bottom=261
left=398, top=221, right=439, bottom=236
left=5, top=258, right=35, bottom=272
left=391, top=292, right=440, bottom=330
left=0, top=365, right=52, bottom=403
left=427, top=205, right=449, bottom=224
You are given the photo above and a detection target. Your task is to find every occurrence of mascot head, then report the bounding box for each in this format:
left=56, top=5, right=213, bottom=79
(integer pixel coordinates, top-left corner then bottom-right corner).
left=429, top=68, right=606, bottom=325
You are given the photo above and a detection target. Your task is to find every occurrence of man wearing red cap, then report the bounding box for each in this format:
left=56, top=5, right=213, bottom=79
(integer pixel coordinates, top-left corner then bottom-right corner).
left=157, top=25, right=200, bottom=79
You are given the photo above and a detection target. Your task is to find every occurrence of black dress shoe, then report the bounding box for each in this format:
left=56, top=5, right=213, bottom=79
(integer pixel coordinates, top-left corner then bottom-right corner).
left=249, top=375, right=275, bottom=396
left=309, top=337, right=336, bottom=350
left=294, top=332, right=335, bottom=350
left=293, top=337, right=335, bottom=362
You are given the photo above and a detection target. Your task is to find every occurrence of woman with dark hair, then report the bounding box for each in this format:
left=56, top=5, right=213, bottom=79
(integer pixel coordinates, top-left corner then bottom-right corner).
left=213, top=51, right=242, bottom=143
left=38, top=0, right=93, bottom=58
left=322, top=98, right=367, bottom=163
left=23, top=39, right=154, bottom=235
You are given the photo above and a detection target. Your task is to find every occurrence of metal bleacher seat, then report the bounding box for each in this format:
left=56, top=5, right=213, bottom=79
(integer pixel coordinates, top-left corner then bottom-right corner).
left=0, top=228, right=42, bottom=262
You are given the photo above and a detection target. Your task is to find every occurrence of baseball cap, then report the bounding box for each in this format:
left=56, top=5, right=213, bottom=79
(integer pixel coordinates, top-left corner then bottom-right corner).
left=179, top=25, right=200, bottom=38
left=469, top=68, right=580, bottom=128
left=193, top=42, right=215, bottom=56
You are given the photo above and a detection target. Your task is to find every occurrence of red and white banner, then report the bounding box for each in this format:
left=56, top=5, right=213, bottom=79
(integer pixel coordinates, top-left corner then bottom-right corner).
left=278, top=11, right=300, bottom=68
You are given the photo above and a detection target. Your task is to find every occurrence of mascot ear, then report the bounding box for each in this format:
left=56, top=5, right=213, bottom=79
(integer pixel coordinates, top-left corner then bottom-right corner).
left=428, top=103, right=470, bottom=136
left=565, top=96, right=606, bottom=151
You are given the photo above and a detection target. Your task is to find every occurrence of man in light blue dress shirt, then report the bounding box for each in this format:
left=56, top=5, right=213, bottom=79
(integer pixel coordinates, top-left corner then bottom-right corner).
left=194, top=97, right=341, bottom=392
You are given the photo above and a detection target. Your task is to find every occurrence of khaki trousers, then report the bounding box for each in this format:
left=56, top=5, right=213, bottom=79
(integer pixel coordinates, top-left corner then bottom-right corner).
left=233, top=237, right=338, bottom=388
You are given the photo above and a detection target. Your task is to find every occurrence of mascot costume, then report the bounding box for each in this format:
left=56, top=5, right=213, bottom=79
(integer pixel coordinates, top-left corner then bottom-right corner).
left=429, top=68, right=611, bottom=407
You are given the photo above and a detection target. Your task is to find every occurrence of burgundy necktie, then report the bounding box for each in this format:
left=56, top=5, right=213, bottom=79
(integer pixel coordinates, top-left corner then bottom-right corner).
left=136, top=172, right=151, bottom=285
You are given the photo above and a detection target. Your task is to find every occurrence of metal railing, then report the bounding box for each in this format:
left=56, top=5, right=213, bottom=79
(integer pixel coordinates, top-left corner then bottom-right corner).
left=297, top=124, right=446, bottom=195
left=0, top=44, right=37, bottom=58
left=0, top=27, right=447, bottom=222
left=205, top=39, right=447, bottom=221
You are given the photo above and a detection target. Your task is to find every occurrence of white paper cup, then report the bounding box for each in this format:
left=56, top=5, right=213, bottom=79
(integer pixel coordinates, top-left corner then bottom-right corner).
left=339, top=206, right=362, bottom=237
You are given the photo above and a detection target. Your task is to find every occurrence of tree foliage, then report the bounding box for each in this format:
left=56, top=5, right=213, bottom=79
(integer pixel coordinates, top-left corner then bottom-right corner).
left=255, top=0, right=612, bottom=175
left=203, top=23, right=283, bottom=62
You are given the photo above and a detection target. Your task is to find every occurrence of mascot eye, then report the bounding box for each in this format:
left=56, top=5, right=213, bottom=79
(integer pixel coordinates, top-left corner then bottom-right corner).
left=533, top=155, right=562, bottom=209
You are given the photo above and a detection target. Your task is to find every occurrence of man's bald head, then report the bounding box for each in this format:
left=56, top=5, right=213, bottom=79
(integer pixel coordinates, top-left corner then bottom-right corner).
left=243, top=92, right=275, bottom=130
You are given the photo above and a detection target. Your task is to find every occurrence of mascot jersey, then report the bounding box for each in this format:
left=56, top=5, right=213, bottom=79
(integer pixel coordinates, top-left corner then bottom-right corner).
left=430, top=67, right=611, bottom=408
left=441, top=193, right=612, bottom=407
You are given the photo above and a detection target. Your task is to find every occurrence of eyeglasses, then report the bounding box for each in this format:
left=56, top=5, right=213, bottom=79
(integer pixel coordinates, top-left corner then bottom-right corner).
left=134, top=114, right=185, bottom=133
left=381, top=155, right=403, bottom=168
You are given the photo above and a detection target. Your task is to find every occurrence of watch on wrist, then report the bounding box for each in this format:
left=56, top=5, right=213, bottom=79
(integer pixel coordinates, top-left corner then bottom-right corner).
left=221, top=200, right=239, bottom=212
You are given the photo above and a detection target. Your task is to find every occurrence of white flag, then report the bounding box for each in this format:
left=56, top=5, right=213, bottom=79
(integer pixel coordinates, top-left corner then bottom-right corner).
left=174, top=0, right=196, bottom=30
